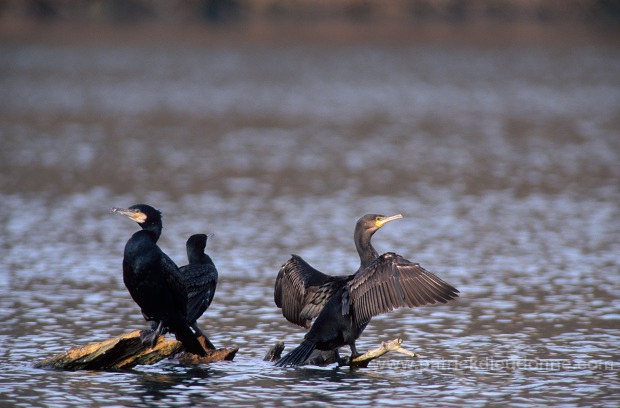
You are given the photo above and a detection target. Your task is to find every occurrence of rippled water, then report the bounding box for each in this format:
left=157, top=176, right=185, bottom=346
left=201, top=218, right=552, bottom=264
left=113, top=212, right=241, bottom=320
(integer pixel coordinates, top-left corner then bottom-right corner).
left=1, top=28, right=619, bottom=407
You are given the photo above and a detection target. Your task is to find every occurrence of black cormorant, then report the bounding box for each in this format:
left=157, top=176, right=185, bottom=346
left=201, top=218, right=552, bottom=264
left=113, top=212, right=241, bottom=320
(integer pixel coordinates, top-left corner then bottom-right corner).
left=179, top=233, right=218, bottom=349
left=274, top=214, right=459, bottom=367
left=112, top=204, right=207, bottom=356
left=142, top=233, right=220, bottom=349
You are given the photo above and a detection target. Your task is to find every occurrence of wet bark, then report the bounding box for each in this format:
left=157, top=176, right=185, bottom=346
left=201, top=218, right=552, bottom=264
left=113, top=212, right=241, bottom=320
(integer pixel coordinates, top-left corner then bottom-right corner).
left=35, top=330, right=238, bottom=370
left=349, top=338, right=418, bottom=368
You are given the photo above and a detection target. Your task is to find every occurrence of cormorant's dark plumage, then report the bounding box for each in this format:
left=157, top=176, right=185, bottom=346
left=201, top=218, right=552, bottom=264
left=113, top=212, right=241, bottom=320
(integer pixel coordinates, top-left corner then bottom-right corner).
left=179, top=233, right=218, bottom=349
left=274, top=214, right=459, bottom=367
left=112, top=204, right=206, bottom=356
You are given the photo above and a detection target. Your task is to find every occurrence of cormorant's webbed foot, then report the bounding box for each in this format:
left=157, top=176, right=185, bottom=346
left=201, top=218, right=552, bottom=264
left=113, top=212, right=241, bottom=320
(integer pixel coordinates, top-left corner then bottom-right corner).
left=350, top=344, right=362, bottom=359
left=140, top=321, right=164, bottom=348
left=139, top=330, right=157, bottom=347
left=337, top=356, right=349, bottom=366
left=337, top=344, right=362, bottom=366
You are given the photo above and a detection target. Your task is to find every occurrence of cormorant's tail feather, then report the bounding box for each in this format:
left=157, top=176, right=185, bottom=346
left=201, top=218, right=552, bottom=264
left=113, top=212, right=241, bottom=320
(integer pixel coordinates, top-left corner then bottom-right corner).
left=192, top=322, right=216, bottom=350
left=170, top=322, right=207, bottom=356
left=275, top=341, right=316, bottom=367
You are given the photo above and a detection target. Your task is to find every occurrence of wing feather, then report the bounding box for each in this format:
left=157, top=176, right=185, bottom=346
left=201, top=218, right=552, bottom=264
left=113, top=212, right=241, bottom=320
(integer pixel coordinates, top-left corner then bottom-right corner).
left=404, top=281, right=422, bottom=307
left=349, top=252, right=459, bottom=327
left=274, top=255, right=332, bottom=328
left=160, top=251, right=188, bottom=315
left=416, top=271, right=455, bottom=302
left=300, top=279, right=344, bottom=321
left=180, top=263, right=218, bottom=324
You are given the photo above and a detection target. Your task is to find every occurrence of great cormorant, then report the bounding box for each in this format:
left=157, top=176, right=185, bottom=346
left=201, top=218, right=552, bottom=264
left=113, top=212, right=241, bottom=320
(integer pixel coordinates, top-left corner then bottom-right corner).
left=274, top=214, right=459, bottom=367
left=112, top=204, right=207, bottom=356
left=179, top=233, right=218, bottom=349
left=142, top=233, right=220, bottom=349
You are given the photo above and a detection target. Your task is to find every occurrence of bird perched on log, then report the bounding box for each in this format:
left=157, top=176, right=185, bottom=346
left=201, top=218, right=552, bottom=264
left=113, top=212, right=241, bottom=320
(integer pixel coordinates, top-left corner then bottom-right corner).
left=178, top=233, right=218, bottom=349
left=112, top=204, right=207, bottom=356
left=274, top=214, right=459, bottom=367
left=142, top=233, right=220, bottom=350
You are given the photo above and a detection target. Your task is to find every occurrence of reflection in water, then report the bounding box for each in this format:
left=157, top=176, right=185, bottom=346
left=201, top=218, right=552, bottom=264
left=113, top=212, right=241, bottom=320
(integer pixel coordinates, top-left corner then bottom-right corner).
left=0, top=30, right=619, bottom=407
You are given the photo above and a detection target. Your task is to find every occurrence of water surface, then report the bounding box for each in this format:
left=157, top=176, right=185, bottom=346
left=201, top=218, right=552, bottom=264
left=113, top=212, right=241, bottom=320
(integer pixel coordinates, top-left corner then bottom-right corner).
left=0, top=29, right=619, bottom=407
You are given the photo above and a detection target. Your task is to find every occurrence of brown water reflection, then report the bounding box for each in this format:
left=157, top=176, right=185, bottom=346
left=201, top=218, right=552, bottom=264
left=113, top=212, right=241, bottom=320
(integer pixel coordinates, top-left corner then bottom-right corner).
left=0, top=25, right=619, bottom=407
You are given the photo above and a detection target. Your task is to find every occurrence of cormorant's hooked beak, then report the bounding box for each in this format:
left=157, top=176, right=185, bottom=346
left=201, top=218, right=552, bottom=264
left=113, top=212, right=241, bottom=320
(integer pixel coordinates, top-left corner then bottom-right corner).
left=376, top=214, right=403, bottom=227
left=111, top=207, right=147, bottom=223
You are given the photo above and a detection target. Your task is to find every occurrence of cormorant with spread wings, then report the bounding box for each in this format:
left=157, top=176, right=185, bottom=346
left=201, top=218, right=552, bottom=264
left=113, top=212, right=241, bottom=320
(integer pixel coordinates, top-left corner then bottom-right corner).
left=274, top=214, right=459, bottom=367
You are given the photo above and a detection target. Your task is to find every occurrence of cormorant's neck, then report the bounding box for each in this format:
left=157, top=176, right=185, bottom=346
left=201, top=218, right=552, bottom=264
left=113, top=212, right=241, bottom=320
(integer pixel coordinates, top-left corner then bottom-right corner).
left=188, top=250, right=213, bottom=265
left=355, top=229, right=378, bottom=270
left=202, top=254, right=215, bottom=266
left=140, top=222, right=162, bottom=242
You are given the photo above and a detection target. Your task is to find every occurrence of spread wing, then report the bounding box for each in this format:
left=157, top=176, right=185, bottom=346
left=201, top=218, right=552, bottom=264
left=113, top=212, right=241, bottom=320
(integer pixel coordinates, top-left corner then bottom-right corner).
left=274, top=255, right=333, bottom=328
left=180, top=263, right=218, bottom=325
left=299, top=278, right=348, bottom=322
left=348, top=252, right=459, bottom=327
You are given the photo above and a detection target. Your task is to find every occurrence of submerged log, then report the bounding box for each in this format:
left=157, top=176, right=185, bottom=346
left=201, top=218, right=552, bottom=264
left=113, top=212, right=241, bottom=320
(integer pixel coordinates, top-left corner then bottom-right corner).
left=263, top=338, right=418, bottom=368
left=35, top=330, right=238, bottom=370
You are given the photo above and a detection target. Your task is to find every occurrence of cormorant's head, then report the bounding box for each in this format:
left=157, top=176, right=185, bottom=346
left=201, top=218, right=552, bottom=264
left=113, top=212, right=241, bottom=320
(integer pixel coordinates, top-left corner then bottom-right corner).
left=356, top=213, right=403, bottom=237
left=112, top=204, right=162, bottom=229
left=186, top=233, right=208, bottom=252
left=185, top=233, right=215, bottom=263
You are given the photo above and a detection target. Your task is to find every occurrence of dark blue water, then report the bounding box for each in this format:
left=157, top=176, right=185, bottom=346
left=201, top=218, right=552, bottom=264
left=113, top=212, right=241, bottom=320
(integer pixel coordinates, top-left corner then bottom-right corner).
left=1, top=29, right=619, bottom=407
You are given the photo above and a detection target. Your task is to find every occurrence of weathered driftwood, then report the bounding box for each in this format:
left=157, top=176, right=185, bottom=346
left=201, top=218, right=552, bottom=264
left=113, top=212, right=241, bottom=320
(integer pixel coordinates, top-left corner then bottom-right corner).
left=349, top=338, right=418, bottom=368
left=35, top=330, right=238, bottom=370
left=263, top=338, right=418, bottom=368
left=263, top=341, right=285, bottom=362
